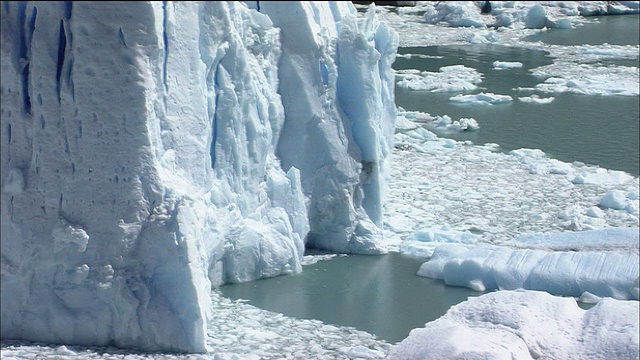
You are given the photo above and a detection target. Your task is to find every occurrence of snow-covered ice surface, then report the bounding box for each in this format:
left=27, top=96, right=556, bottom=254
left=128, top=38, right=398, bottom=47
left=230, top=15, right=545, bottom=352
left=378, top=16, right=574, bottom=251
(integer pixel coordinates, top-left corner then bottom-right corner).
left=387, top=289, right=639, bottom=360
left=2, top=1, right=639, bottom=359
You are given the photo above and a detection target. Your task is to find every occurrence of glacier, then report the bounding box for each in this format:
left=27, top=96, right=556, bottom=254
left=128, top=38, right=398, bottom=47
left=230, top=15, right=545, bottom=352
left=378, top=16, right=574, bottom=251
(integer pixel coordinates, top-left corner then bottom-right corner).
left=0, top=0, right=397, bottom=353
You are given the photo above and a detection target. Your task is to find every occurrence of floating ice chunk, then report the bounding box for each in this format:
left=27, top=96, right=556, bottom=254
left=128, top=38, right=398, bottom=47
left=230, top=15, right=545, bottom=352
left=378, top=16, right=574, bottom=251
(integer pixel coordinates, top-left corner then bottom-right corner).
left=385, top=214, right=417, bottom=233
left=532, top=64, right=639, bottom=96
left=443, top=139, right=457, bottom=148
left=449, top=92, right=513, bottom=106
left=492, top=61, right=523, bottom=70
left=396, top=65, right=483, bottom=92
left=301, top=254, right=340, bottom=266
left=388, top=290, right=640, bottom=360
left=580, top=291, right=602, bottom=304
left=448, top=117, right=479, bottom=132
left=600, top=190, right=628, bottom=210
left=428, top=115, right=480, bottom=132
left=422, top=1, right=488, bottom=28
left=525, top=4, right=547, bottom=29
left=546, top=16, right=573, bottom=29
left=586, top=206, right=605, bottom=218
left=418, top=238, right=639, bottom=299
left=578, top=3, right=609, bottom=16
left=396, top=53, right=445, bottom=60
left=401, top=223, right=480, bottom=259
left=510, top=148, right=547, bottom=160
left=608, top=1, right=640, bottom=14
left=394, top=115, right=420, bottom=132
left=457, top=30, right=501, bottom=44
left=571, top=168, right=635, bottom=186
left=400, top=241, right=440, bottom=258
left=548, top=159, right=573, bottom=174
left=518, top=94, right=555, bottom=103
left=410, top=224, right=479, bottom=244
left=579, top=1, right=639, bottom=15
left=339, top=345, right=386, bottom=359
left=54, top=345, right=77, bottom=356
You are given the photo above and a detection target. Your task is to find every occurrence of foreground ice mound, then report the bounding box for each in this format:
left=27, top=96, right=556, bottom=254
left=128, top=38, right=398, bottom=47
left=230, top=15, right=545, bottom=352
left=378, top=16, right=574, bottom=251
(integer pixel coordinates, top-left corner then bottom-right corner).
left=387, top=289, right=640, bottom=360
left=0, top=1, right=397, bottom=352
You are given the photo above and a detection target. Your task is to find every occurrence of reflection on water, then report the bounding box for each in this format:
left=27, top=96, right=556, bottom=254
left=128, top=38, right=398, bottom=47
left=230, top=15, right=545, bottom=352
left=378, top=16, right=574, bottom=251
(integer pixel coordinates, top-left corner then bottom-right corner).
left=220, top=252, right=483, bottom=344
left=394, top=44, right=640, bottom=175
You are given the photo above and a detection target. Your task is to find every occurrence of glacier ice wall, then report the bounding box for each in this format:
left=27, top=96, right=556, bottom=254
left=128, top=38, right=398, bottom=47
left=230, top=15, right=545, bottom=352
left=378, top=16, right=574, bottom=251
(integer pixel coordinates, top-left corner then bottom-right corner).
left=1, top=0, right=397, bottom=353
left=261, top=2, right=398, bottom=254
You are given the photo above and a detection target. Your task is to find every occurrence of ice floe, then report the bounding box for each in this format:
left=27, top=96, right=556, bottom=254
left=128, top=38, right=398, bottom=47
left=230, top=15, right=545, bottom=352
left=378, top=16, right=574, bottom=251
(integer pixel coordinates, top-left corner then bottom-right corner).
left=397, top=109, right=480, bottom=133
left=396, top=65, right=483, bottom=92
left=531, top=63, right=639, bottom=96
left=492, top=60, right=524, bottom=69
left=449, top=92, right=514, bottom=105
left=518, top=94, right=555, bottom=103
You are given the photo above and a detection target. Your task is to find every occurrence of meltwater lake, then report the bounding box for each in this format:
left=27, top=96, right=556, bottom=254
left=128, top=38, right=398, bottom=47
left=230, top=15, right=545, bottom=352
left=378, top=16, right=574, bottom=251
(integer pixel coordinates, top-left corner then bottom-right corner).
left=221, top=14, right=639, bottom=345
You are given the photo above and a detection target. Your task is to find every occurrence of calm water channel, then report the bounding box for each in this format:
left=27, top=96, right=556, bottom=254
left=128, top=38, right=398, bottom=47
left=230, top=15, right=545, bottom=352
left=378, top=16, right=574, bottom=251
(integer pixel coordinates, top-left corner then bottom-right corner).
left=220, top=15, right=639, bottom=344
left=221, top=252, right=483, bottom=344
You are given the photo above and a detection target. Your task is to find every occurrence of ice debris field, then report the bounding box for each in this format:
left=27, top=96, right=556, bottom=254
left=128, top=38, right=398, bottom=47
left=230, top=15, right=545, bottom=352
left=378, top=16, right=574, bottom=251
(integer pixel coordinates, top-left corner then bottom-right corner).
left=1, top=1, right=639, bottom=359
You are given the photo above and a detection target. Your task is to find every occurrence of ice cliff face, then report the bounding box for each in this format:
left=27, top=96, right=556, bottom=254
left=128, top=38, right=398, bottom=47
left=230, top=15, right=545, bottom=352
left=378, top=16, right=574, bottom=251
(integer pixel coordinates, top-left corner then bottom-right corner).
left=260, top=2, right=398, bottom=253
left=0, top=0, right=397, bottom=353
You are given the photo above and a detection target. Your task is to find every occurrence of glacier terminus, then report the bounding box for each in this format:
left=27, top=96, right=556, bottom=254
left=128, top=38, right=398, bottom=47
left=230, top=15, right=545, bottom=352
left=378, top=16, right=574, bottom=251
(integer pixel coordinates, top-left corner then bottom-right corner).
left=0, top=1, right=398, bottom=353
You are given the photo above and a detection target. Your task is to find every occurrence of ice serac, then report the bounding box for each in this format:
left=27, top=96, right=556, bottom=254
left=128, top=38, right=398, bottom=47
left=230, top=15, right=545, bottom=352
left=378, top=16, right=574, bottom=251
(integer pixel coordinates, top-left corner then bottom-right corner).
left=260, top=2, right=398, bottom=254
left=0, top=1, right=319, bottom=353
